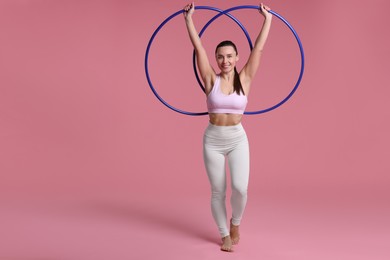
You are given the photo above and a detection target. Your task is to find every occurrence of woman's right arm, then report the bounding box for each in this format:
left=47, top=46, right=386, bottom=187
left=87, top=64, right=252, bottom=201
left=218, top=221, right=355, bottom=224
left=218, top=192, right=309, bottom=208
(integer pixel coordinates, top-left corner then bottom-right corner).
left=183, top=2, right=215, bottom=93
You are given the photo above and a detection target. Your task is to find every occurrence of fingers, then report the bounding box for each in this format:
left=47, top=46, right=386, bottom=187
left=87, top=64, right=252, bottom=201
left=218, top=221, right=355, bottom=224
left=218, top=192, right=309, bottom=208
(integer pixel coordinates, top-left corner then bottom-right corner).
left=183, top=2, right=195, bottom=13
left=259, top=3, right=271, bottom=12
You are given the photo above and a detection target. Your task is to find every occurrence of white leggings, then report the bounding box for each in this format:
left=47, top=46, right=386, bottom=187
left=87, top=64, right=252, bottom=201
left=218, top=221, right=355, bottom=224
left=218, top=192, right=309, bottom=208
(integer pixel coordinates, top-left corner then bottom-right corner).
left=203, top=122, right=250, bottom=238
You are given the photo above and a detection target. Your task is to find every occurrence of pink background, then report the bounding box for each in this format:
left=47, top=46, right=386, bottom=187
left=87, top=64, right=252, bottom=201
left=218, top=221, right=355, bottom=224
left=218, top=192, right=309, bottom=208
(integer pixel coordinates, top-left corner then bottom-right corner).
left=1, top=0, right=389, bottom=259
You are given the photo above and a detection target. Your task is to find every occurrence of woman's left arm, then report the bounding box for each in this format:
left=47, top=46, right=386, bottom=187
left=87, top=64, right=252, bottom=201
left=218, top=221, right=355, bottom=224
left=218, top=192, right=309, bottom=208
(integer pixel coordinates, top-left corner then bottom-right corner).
left=240, top=3, right=272, bottom=91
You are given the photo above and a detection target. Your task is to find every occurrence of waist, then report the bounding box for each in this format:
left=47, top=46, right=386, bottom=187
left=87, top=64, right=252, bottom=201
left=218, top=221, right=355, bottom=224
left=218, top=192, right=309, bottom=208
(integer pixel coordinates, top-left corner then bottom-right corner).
left=208, top=113, right=243, bottom=126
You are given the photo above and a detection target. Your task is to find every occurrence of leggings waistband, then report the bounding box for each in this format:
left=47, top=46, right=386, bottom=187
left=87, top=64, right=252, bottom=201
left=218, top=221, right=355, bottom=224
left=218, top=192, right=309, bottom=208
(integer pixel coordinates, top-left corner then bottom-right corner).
left=204, top=122, right=245, bottom=139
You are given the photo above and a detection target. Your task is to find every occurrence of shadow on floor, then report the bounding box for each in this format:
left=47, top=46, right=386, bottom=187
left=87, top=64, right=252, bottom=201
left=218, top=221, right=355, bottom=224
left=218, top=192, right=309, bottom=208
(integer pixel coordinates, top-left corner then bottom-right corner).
left=77, top=200, right=219, bottom=245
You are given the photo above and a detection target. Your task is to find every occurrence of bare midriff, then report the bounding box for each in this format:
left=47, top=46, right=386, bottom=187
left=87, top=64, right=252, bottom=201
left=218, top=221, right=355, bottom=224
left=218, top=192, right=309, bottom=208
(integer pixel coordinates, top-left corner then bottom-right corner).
left=209, top=113, right=243, bottom=126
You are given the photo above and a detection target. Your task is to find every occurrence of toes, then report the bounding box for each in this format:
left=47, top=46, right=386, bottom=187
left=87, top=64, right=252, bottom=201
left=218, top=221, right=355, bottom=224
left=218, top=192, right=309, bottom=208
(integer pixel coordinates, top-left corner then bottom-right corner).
left=221, top=246, right=233, bottom=252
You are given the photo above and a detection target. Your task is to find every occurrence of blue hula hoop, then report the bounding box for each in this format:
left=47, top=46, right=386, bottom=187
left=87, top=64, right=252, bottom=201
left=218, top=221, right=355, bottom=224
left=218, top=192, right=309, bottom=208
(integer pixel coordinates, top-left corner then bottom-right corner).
left=145, top=6, right=253, bottom=116
left=145, top=5, right=305, bottom=116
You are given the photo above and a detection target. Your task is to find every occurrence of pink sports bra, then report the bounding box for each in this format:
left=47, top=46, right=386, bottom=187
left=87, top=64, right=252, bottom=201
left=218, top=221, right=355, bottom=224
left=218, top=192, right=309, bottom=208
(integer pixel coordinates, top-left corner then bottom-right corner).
left=207, top=76, right=248, bottom=114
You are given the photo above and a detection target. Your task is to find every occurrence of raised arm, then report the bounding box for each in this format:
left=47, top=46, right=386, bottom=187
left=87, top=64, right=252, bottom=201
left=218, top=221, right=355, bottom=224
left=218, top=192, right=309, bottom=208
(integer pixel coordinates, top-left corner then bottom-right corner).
left=240, top=3, right=272, bottom=92
left=183, top=2, right=215, bottom=93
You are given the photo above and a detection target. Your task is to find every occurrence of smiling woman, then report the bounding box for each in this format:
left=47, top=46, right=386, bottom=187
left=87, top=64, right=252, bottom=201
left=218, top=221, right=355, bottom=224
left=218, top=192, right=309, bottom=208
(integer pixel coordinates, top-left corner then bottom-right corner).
left=183, top=1, right=272, bottom=252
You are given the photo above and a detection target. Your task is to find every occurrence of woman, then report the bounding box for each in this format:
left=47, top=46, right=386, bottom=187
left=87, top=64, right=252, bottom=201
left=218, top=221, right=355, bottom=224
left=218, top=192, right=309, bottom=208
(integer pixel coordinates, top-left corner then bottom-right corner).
left=183, top=2, right=272, bottom=252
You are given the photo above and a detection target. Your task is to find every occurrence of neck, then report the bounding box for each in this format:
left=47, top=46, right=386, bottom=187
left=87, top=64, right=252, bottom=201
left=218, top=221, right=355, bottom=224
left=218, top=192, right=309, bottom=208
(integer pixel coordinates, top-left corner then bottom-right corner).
left=220, top=70, right=235, bottom=83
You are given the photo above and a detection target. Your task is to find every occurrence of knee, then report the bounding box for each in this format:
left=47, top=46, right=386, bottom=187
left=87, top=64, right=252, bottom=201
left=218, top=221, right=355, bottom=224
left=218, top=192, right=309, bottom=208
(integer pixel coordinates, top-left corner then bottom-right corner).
left=211, top=187, right=226, bottom=200
left=232, top=186, right=247, bottom=198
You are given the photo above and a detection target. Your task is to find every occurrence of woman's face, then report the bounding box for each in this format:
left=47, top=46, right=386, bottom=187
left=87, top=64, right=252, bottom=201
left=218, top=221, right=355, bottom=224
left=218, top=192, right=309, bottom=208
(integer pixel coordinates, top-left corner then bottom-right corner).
left=215, top=46, right=239, bottom=73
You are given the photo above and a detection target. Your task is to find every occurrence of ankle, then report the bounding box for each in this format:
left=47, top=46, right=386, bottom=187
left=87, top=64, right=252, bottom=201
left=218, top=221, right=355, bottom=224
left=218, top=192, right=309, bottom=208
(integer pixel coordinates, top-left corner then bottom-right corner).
left=230, top=218, right=240, bottom=227
left=222, top=235, right=231, bottom=241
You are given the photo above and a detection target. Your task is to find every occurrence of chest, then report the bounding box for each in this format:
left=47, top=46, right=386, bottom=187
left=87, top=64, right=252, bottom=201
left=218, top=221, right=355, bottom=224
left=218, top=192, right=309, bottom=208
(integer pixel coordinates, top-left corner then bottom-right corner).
left=219, top=79, right=235, bottom=95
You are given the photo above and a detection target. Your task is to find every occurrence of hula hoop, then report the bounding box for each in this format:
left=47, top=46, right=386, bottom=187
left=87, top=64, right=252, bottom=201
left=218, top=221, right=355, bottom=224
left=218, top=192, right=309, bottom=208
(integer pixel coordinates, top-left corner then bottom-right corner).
left=193, top=5, right=305, bottom=115
left=145, top=5, right=305, bottom=116
left=145, top=6, right=253, bottom=116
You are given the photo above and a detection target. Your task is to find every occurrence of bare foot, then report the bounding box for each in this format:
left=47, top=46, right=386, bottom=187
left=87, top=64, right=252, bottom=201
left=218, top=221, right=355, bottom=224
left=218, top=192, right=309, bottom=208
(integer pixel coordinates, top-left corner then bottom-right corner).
left=221, top=235, right=233, bottom=252
left=230, top=219, right=240, bottom=245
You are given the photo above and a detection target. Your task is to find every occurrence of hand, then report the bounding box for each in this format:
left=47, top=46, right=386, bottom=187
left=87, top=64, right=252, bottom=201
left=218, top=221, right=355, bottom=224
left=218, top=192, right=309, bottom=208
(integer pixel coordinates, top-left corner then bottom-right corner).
left=259, top=3, right=272, bottom=20
left=183, top=2, right=195, bottom=19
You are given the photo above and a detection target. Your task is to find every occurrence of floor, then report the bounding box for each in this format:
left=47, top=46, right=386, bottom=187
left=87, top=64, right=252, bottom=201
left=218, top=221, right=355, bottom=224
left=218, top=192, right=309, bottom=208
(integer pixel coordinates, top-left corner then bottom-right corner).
left=1, top=191, right=389, bottom=260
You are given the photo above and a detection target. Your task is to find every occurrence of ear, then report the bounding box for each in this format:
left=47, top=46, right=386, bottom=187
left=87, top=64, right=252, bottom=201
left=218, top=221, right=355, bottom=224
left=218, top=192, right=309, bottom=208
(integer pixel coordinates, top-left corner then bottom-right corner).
left=236, top=54, right=239, bottom=62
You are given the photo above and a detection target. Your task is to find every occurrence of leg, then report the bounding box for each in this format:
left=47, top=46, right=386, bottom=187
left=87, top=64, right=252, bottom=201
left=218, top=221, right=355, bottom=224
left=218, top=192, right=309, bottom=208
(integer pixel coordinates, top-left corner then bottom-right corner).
left=227, top=136, right=250, bottom=244
left=203, top=143, right=234, bottom=252
left=203, top=143, right=229, bottom=238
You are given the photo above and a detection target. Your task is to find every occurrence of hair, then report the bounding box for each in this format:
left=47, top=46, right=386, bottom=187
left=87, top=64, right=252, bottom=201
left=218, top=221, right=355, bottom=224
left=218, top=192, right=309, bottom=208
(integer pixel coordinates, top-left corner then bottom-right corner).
left=215, top=40, right=245, bottom=95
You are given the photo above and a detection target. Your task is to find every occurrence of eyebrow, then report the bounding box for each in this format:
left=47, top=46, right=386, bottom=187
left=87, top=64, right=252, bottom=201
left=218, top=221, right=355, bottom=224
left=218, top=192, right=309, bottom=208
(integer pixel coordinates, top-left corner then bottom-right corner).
left=217, top=53, right=234, bottom=57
